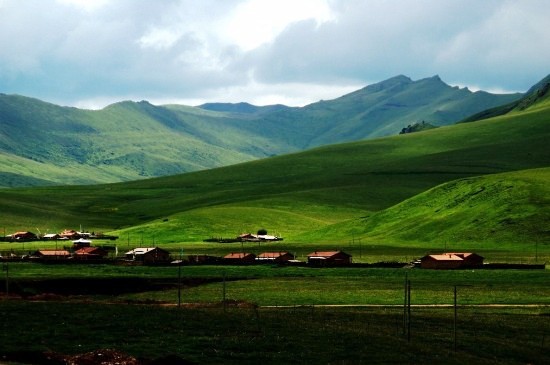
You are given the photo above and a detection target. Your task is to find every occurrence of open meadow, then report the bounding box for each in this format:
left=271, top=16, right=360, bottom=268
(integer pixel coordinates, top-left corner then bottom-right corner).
left=1, top=262, right=549, bottom=364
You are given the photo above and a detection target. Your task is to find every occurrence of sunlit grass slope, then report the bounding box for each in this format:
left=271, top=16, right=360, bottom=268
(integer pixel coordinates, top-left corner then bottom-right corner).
left=300, top=167, right=550, bottom=246
left=0, top=95, right=548, bottom=248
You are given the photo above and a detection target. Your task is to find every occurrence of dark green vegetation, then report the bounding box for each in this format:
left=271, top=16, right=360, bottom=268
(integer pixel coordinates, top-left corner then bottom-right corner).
left=399, top=120, right=438, bottom=134
left=1, top=303, right=548, bottom=365
left=1, top=264, right=549, bottom=364
left=0, top=75, right=520, bottom=187
left=4, top=263, right=549, bottom=306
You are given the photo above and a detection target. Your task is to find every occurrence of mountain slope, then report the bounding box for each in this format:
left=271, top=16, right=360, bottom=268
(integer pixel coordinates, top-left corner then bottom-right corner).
left=0, top=96, right=284, bottom=187
left=251, top=75, right=521, bottom=148
left=0, top=85, right=547, bottom=246
left=459, top=73, right=550, bottom=123
left=0, top=75, right=523, bottom=187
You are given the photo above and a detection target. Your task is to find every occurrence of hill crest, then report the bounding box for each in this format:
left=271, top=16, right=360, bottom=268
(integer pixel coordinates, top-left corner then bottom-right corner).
left=0, top=74, right=527, bottom=187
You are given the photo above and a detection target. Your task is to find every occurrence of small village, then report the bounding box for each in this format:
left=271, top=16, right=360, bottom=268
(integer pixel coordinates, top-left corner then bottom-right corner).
left=2, top=228, right=542, bottom=270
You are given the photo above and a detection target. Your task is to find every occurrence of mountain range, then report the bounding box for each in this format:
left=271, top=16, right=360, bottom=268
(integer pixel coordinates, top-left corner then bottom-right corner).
left=0, top=75, right=522, bottom=187
left=0, top=73, right=548, bottom=248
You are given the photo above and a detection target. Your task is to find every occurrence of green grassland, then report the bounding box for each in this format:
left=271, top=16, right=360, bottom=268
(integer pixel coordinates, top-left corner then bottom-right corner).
left=1, top=92, right=549, bottom=261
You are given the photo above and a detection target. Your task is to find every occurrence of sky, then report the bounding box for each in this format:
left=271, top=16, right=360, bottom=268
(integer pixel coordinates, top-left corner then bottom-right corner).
left=0, top=0, right=549, bottom=109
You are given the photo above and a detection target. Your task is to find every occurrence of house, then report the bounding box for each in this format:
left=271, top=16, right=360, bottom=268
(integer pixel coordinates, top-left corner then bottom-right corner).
left=72, top=238, right=92, bottom=249
left=35, top=250, right=71, bottom=260
left=9, top=231, right=37, bottom=241
left=307, top=251, right=352, bottom=266
left=256, top=252, right=295, bottom=263
left=43, top=233, right=61, bottom=240
left=238, top=233, right=283, bottom=242
left=446, top=253, right=484, bottom=268
left=74, top=246, right=108, bottom=260
left=125, top=247, right=170, bottom=263
left=239, top=233, right=260, bottom=242
left=60, top=229, right=80, bottom=239
left=223, top=252, right=256, bottom=264
left=420, top=252, right=484, bottom=269
left=73, top=237, right=92, bottom=248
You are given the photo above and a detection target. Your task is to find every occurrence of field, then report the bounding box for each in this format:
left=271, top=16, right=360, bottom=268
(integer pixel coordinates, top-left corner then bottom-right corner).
left=1, top=263, right=549, bottom=364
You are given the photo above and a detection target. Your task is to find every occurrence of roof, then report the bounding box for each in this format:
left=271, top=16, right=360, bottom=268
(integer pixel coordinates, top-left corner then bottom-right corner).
left=307, top=251, right=350, bottom=258
left=75, top=247, right=106, bottom=255
left=38, top=250, right=70, bottom=256
left=424, top=254, right=464, bottom=261
left=61, top=229, right=78, bottom=235
left=445, top=252, right=483, bottom=259
left=423, top=252, right=484, bottom=261
left=224, top=252, right=255, bottom=259
left=257, top=252, right=291, bottom=258
left=11, top=231, right=36, bottom=237
left=125, top=247, right=167, bottom=255
left=73, top=238, right=92, bottom=244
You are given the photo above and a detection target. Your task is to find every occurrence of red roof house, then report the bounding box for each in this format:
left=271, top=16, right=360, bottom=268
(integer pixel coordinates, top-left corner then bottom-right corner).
left=420, top=252, right=484, bottom=269
left=125, top=247, right=170, bottom=264
left=74, top=246, right=108, bottom=260
left=307, top=251, right=352, bottom=266
left=35, top=250, right=71, bottom=260
left=9, top=231, right=37, bottom=240
left=223, top=252, right=256, bottom=264
left=256, top=252, right=295, bottom=263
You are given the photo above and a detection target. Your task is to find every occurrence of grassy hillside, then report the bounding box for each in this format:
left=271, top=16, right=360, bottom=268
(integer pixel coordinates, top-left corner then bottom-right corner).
left=0, top=90, right=548, bottom=252
left=300, top=167, right=550, bottom=247
left=0, top=75, right=521, bottom=187
left=0, top=96, right=285, bottom=187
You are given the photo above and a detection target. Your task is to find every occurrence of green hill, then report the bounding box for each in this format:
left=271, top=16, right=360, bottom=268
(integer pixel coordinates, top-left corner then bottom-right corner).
left=0, top=75, right=521, bottom=187
left=0, top=96, right=284, bottom=187
left=300, top=167, right=550, bottom=247
left=0, top=85, right=548, bottom=249
left=459, top=74, right=550, bottom=123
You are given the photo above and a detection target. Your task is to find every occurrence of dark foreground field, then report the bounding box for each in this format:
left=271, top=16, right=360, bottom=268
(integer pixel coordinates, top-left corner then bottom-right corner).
left=0, top=301, right=548, bottom=365
left=1, top=263, right=549, bottom=364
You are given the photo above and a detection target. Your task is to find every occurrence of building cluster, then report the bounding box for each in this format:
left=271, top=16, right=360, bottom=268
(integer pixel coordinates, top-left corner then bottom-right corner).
left=2, top=229, right=118, bottom=242
left=2, top=230, right=486, bottom=269
left=220, top=250, right=352, bottom=266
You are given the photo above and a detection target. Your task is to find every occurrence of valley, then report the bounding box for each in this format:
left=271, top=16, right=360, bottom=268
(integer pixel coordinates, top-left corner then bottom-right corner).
left=1, top=74, right=549, bottom=364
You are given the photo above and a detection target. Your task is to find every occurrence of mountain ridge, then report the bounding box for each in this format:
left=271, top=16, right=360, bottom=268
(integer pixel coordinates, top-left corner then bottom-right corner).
left=0, top=74, right=527, bottom=187
left=0, top=86, right=547, bottom=247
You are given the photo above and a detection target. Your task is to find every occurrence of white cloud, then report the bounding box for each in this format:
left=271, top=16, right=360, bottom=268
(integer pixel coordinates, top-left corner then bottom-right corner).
left=222, top=0, right=334, bottom=51
left=0, top=0, right=548, bottom=107
left=56, top=0, right=109, bottom=12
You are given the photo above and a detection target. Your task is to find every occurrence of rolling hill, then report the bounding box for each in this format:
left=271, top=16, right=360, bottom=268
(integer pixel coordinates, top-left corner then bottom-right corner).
left=0, top=80, right=548, bottom=248
left=0, top=75, right=522, bottom=187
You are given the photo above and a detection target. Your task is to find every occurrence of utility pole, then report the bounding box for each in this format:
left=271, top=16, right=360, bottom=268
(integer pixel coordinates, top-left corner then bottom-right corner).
left=403, top=272, right=411, bottom=341
left=3, top=261, right=8, bottom=299
left=453, top=285, right=472, bottom=352
left=178, top=248, right=183, bottom=308
left=403, top=272, right=409, bottom=336
left=407, top=279, right=411, bottom=343
left=223, top=271, right=227, bottom=313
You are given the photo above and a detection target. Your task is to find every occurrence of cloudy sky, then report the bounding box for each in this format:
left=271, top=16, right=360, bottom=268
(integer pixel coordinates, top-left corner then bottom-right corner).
left=0, top=0, right=548, bottom=109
